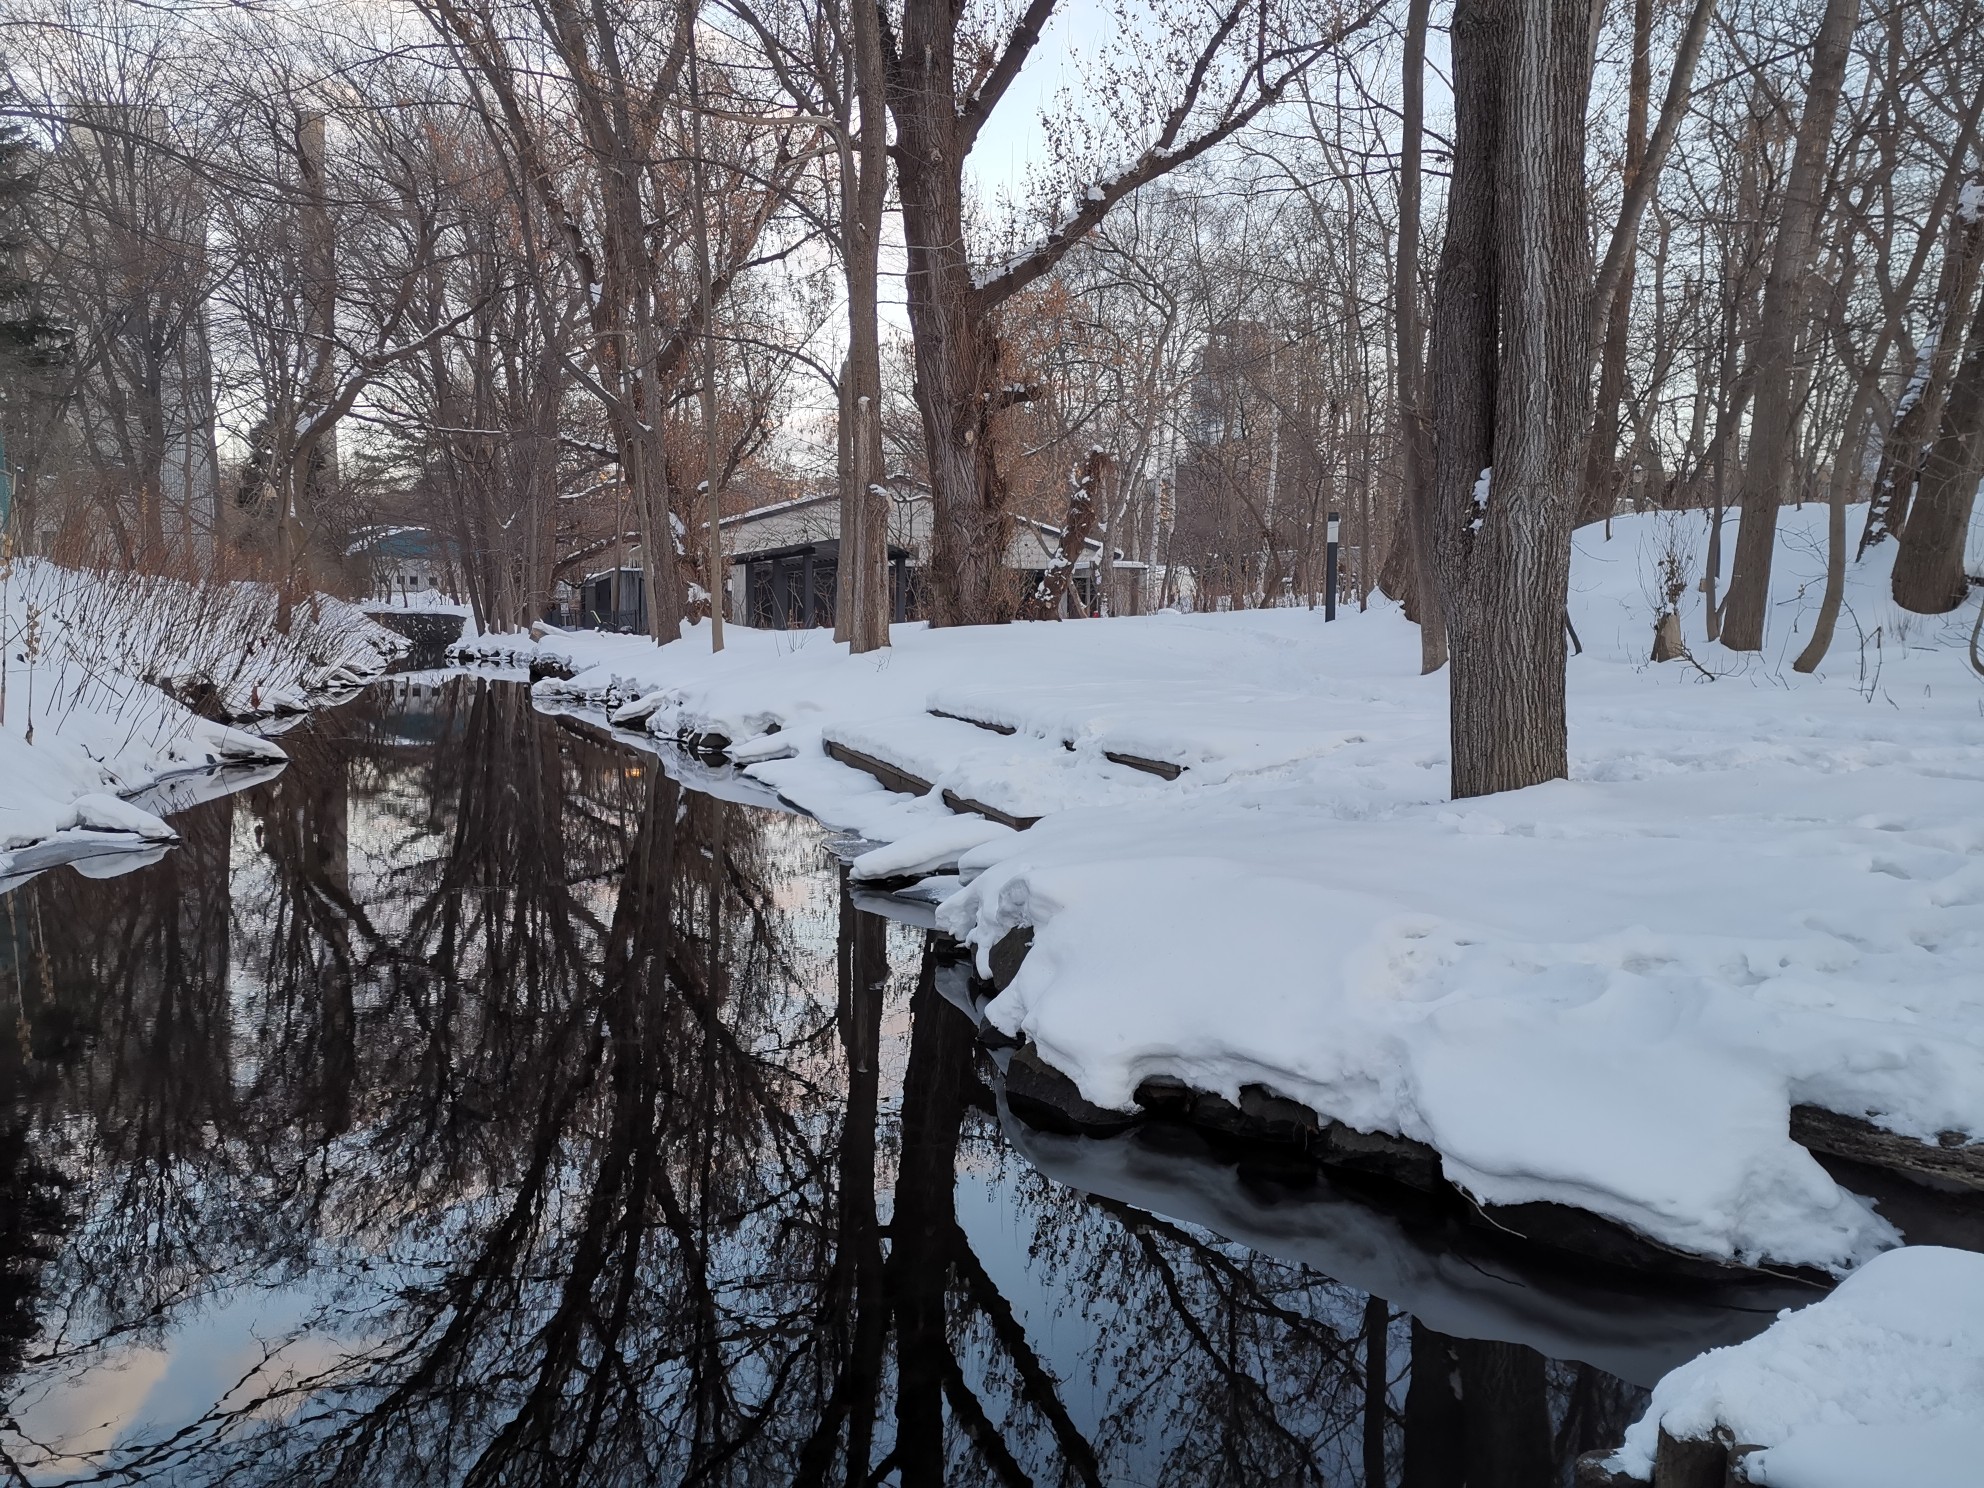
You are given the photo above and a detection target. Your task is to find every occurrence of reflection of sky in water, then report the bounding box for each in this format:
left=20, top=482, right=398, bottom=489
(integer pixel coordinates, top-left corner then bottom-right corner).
left=18, top=1288, right=368, bottom=1475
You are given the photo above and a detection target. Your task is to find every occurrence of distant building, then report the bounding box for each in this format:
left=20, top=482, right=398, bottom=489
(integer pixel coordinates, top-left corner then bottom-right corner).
left=350, top=526, right=461, bottom=601
left=540, top=488, right=1148, bottom=634
left=719, top=490, right=1146, bottom=626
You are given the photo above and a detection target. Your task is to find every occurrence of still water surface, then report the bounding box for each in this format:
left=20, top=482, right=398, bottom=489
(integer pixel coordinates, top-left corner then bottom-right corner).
left=1, top=677, right=1800, bottom=1485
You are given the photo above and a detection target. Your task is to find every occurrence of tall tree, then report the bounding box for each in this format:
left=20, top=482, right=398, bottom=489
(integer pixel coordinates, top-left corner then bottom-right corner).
left=1717, top=0, right=1862, bottom=652
left=1393, top=0, right=1445, bottom=671
left=1429, top=0, right=1593, bottom=798
left=1579, top=0, right=1653, bottom=530
left=1891, top=207, right=1984, bottom=614
left=835, top=0, right=891, bottom=651
left=881, top=0, right=1376, bottom=627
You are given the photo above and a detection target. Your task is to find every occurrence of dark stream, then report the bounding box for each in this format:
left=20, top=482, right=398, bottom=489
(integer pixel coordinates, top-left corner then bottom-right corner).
left=0, top=676, right=1805, bottom=1486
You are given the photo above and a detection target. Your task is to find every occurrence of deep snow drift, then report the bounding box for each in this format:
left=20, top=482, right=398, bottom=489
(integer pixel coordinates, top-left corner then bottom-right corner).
left=0, top=560, right=403, bottom=883
left=1611, top=1245, right=1984, bottom=1485
left=459, top=504, right=1984, bottom=1271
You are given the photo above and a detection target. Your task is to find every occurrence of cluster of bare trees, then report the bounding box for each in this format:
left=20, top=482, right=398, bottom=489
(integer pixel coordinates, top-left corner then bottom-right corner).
left=1013, top=0, right=1984, bottom=793
left=0, top=0, right=1371, bottom=644
left=2, top=0, right=1981, bottom=787
left=0, top=0, right=818, bottom=630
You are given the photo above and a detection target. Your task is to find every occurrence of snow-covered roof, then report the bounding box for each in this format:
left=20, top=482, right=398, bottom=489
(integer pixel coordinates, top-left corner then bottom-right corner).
left=1015, top=516, right=1133, bottom=566
left=720, top=492, right=836, bottom=526
left=347, top=524, right=451, bottom=559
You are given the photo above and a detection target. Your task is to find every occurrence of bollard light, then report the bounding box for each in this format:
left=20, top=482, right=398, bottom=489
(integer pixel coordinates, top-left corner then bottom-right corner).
left=1325, top=510, right=1340, bottom=621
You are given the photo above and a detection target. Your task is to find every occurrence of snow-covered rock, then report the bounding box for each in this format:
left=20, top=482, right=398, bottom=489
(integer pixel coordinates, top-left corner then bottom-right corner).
left=1612, top=1246, right=1984, bottom=1483
left=850, top=817, right=1017, bottom=882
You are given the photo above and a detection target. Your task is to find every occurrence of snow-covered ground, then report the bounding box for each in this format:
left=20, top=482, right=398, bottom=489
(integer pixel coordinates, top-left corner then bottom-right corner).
left=0, top=560, right=404, bottom=886
left=458, top=504, right=1984, bottom=1272
left=1610, top=1245, right=1984, bottom=1485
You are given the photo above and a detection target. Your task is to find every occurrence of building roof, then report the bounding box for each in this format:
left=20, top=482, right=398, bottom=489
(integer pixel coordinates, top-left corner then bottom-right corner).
left=1013, top=517, right=1138, bottom=567
left=730, top=537, right=914, bottom=565
left=719, top=492, right=838, bottom=527
left=349, top=525, right=456, bottom=561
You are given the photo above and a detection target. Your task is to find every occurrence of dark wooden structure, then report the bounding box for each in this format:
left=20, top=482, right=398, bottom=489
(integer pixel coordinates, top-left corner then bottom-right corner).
left=733, top=539, right=916, bottom=629
left=545, top=567, right=645, bottom=632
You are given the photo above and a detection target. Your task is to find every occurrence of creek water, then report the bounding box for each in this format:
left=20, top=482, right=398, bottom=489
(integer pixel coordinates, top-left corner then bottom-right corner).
left=0, top=675, right=1802, bottom=1486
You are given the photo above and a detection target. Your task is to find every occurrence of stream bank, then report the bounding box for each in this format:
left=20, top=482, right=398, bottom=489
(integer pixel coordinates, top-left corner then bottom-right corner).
left=0, top=673, right=1833, bottom=1487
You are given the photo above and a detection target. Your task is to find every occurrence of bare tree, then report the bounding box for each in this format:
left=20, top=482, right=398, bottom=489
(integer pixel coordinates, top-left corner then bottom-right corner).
left=1718, top=0, right=1861, bottom=652
left=881, top=0, right=1377, bottom=626
left=1428, top=0, right=1593, bottom=798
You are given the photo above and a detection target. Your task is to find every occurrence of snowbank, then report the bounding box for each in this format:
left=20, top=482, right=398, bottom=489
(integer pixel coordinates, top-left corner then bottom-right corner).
left=1611, top=1246, right=1984, bottom=1483
left=0, top=560, right=405, bottom=884
left=464, top=505, right=1984, bottom=1270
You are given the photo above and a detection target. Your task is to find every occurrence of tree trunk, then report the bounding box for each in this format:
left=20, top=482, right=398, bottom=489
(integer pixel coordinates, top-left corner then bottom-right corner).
left=1859, top=187, right=1984, bottom=555
left=1718, top=0, right=1861, bottom=651
left=841, top=0, right=890, bottom=652
left=298, top=109, right=340, bottom=496
left=1792, top=394, right=1870, bottom=672
left=1455, top=1339, right=1555, bottom=1488
left=1431, top=0, right=1592, bottom=800
left=685, top=28, right=726, bottom=652
left=1401, top=1322, right=1464, bottom=1488
left=887, top=0, right=1013, bottom=628
left=1577, top=0, right=1652, bottom=529
left=1394, top=0, right=1446, bottom=670
left=1027, top=449, right=1106, bottom=618
left=1892, top=274, right=1984, bottom=611
left=1362, top=1297, right=1389, bottom=1488
left=1794, top=145, right=1984, bottom=667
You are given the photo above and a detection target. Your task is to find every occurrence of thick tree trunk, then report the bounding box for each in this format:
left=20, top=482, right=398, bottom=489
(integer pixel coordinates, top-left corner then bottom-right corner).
left=298, top=110, right=340, bottom=497
left=1401, top=1322, right=1464, bottom=1488
left=1455, top=1339, right=1555, bottom=1488
left=888, top=0, right=1013, bottom=628
left=1431, top=0, right=1591, bottom=800
left=1718, top=0, right=1861, bottom=651
left=1892, top=278, right=1984, bottom=611
left=1859, top=189, right=1984, bottom=555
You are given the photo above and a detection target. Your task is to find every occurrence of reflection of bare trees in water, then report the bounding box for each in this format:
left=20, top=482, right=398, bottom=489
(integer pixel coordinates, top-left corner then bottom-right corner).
left=1, top=678, right=1635, bottom=1487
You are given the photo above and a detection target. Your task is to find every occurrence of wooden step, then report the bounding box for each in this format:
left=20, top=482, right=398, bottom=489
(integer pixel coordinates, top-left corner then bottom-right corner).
left=820, top=738, right=1038, bottom=830
left=925, top=707, right=1186, bottom=780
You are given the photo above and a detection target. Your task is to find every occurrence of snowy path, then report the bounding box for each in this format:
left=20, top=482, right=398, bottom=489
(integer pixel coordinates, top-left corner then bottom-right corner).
left=461, top=505, right=1984, bottom=1271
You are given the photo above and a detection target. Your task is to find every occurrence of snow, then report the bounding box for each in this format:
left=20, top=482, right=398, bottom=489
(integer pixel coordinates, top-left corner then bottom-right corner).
left=1959, top=178, right=1983, bottom=225
left=0, top=560, right=403, bottom=885
left=850, top=816, right=1016, bottom=881
left=1612, top=1246, right=1984, bottom=1481
left=1470, top=465, right=1492, bottom=529
left=456, top=502, right=1984, bottom=1271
